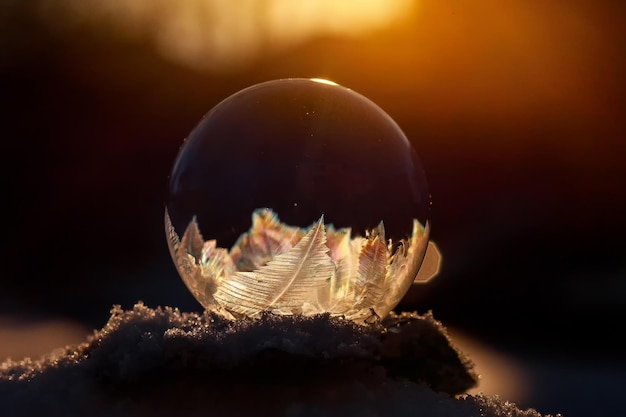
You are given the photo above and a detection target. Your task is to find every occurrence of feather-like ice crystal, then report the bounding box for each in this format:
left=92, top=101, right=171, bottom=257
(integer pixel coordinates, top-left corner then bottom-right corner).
left=167, top=208, right=431, bottom=322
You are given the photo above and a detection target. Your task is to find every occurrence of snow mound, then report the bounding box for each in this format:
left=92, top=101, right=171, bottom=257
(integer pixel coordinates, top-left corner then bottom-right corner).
left=0, top=303, right=560, bottom=417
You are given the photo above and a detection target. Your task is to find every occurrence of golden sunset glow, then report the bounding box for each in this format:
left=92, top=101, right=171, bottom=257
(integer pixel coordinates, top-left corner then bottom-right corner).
left=57, top=0, right=415, bottom=71
left=44, top=0, right=617, bottom=134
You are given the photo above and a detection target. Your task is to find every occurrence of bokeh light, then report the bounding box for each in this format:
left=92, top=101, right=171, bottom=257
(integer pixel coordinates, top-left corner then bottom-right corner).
left=47, top=0, right=416, bottom=71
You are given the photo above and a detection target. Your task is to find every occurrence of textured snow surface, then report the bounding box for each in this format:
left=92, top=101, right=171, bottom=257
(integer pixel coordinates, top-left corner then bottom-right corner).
left=0, top=303, right=560, bottom=417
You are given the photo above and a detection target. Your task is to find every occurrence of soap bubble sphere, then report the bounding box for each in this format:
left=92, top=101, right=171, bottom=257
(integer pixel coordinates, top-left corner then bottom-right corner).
left=166, top=78, right=432, bottom=323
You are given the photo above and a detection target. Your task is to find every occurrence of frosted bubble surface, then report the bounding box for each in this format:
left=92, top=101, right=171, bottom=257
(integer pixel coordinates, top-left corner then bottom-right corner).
left=165, top=78, right=433, bottom=322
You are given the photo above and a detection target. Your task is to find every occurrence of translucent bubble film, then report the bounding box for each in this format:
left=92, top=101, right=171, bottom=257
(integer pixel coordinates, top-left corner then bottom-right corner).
left=165, top=78, right=436, bottom=323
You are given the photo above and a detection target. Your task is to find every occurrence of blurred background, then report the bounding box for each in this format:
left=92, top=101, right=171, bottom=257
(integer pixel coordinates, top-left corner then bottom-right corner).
left=1, top=1, right=624, bottom=416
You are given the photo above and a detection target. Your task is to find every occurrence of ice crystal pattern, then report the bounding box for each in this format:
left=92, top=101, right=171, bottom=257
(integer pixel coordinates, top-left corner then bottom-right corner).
left=166, top=208, right=429, bottom=323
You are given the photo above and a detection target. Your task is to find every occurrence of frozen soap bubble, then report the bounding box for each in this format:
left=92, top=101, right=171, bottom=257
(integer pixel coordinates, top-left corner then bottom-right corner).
left=165, top=78, right=437, bottom=323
